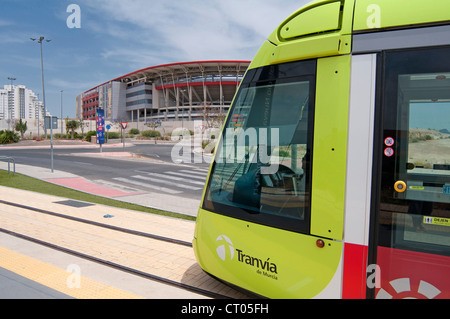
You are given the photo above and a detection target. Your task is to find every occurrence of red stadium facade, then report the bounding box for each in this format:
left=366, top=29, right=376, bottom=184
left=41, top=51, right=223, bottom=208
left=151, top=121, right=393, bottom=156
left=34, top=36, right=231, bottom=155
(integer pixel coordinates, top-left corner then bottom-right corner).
left=76, top=60, right=250, bottom=123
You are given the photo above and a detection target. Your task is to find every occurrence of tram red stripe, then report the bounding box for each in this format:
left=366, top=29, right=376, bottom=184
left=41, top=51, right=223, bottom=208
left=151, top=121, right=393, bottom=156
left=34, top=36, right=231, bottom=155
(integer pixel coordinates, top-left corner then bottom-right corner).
left=342, top=243, right=368, bottom=299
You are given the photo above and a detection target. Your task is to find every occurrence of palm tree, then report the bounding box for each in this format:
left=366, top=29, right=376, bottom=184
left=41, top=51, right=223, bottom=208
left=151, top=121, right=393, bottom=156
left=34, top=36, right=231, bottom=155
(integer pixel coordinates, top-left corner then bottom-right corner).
left=66, top=120, right=80, bottom=139
left=15, top=119, right=27, bottom=139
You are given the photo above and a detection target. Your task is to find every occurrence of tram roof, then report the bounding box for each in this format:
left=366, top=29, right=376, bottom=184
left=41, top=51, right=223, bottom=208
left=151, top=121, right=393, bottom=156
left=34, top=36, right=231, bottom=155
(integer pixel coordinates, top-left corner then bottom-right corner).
left=250, top=0, right=450, bottom=69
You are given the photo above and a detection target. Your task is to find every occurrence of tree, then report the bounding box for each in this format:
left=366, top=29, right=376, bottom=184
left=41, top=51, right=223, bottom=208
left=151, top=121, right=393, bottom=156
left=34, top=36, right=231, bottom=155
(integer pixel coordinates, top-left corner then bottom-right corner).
left=14, top=119, right=27, bottom=139
left=144, top=119, right=162, bottom=144
left=145, top=119, right=162, bottom=131
left=202, top=104, right=226, bottom=129
left=78, top=118, right=88, bottom=137
left=66, top=120, right=80, bottom=139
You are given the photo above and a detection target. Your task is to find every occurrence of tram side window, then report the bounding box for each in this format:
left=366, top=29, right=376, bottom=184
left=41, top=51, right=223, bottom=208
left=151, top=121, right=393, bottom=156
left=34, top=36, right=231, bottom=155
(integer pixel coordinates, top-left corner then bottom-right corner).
left=203, top=60, right=316, bottom=234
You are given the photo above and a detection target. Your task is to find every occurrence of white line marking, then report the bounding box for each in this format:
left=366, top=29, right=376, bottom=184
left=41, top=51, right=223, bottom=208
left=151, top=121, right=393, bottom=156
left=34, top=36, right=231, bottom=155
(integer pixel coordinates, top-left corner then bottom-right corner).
left=165, top=171, right=207, bottom=180
left=145, top=172, right=205, bottom=186
left=132, top=175, right=202, bottom=190
left=113, top=177, right=182, bottom=194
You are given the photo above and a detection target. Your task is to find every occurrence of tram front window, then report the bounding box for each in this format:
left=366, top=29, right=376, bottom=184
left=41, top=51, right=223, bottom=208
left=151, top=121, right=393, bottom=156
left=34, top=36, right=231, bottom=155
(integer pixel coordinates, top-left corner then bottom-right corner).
left=203, top=60, right=316, bottom=234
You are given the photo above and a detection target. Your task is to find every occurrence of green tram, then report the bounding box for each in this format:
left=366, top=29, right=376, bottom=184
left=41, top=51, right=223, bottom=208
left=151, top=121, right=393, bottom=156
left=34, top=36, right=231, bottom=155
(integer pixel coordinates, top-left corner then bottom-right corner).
left=193, top=0, right=450, bottom=298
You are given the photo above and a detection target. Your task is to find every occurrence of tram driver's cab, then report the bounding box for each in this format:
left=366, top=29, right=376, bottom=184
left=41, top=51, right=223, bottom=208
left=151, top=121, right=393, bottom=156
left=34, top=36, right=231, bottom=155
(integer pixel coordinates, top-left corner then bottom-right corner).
left=204, top=60, right=316, bottom=233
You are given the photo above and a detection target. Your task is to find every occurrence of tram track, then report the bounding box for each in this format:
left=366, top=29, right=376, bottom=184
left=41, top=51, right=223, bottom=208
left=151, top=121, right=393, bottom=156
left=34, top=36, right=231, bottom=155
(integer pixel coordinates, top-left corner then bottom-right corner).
left=0, top=200, right=249, bottom=299
left=0, top=199, right=192, bottom=247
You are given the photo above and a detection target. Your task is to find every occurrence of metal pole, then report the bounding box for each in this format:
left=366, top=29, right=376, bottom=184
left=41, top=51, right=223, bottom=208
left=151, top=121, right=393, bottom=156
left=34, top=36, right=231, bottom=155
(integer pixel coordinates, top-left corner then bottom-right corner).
left=39, top=38, right=47, bottom=138
left=31, top=36, right=52, bottom=172
left=50, top=115, right=53, bottom=173
left=122, top=127, right=125, bottom=151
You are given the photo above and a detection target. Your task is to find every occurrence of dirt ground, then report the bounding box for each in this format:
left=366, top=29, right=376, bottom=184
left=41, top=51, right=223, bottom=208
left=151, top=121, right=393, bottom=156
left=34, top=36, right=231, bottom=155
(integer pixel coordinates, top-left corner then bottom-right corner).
left=408, top=129, right=450, bottom=167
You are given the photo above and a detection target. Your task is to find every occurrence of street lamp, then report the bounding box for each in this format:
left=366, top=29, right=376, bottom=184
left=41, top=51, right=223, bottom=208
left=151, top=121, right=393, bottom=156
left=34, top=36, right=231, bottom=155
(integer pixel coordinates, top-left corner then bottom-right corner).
left=7, top=77, right=16, bottom=130
left=30, top=36, right=51, bottom=138
left=31, top=36, right=53, bottom=172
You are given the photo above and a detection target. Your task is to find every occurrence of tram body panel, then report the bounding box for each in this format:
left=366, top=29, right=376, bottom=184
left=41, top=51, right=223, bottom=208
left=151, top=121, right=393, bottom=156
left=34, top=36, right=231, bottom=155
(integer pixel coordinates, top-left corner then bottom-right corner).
left=339, top=53, right=377, bottom=298
left=256, top=0, right=354, bottom=66
left=193, top=209, right=342, bottom=299
left=311, top=54, right=351, bottom=240
left=353, top=0, right=450, bottom=32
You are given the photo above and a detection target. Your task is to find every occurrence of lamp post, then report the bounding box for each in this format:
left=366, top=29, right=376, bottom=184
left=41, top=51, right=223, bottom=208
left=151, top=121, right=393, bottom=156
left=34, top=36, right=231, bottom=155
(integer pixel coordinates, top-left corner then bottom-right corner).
left=31, top=36, right=53, bottom=172
left=7, top=77, right=16, bottom=130
left=30, top=36, right=51, bottom=138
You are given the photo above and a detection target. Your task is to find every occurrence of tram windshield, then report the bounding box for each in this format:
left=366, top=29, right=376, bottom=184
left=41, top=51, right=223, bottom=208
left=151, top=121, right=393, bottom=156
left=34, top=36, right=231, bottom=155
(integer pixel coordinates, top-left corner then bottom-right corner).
left=203, top=60, right=316, bottom=233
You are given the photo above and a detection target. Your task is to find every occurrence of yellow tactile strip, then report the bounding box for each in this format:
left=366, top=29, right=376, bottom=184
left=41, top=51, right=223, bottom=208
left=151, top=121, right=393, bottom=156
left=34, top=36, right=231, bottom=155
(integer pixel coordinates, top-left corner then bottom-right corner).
left=0, top=246, right=143, bottom=299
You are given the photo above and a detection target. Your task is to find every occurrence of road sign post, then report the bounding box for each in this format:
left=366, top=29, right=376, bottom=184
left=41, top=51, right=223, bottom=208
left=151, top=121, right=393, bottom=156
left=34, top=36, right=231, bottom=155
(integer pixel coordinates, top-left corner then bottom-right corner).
left=44, top=116, right=57, bottom=173
left=106, top=124, right=111, bottom=144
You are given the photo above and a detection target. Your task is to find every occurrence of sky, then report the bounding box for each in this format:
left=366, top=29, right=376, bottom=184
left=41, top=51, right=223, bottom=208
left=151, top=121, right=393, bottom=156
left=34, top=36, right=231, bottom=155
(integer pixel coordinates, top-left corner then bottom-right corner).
left=0, top=0, right=307, bottom=119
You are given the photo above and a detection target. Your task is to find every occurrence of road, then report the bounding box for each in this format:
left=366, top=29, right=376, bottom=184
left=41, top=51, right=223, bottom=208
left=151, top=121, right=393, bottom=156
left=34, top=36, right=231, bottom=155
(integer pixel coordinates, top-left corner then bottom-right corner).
left=0, top=140, right=211, bottom=201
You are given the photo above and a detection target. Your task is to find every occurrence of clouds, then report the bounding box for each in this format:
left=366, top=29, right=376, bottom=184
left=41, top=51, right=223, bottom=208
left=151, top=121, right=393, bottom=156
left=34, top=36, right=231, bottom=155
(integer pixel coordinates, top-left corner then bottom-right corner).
left=0, top=0, right=308, bottom=118
left=80, top=0, right=304, bottom=66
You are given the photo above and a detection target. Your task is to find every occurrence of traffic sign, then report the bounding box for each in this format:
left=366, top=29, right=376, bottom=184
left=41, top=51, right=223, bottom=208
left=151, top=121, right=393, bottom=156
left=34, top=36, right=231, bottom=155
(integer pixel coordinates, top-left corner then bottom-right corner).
left=384, top=137, right=395, bottom=147
left=121, top=122, right=128, bottom=129
left=384, top=147, right=394, bottom=157
left=44, top=116, right=58, bottom=130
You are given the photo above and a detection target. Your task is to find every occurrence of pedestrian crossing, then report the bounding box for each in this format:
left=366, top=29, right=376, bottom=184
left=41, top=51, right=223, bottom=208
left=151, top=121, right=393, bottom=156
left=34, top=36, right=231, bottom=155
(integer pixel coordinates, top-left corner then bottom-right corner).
left=111, top=168, right=209, bottom=196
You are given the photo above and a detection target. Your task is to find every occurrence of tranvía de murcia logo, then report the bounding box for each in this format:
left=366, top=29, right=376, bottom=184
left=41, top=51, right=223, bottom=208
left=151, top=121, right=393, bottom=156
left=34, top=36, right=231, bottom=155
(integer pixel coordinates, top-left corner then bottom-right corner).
left=216, top=235, right=234, bottom=261
left=215, top=234, right=278, bottom=280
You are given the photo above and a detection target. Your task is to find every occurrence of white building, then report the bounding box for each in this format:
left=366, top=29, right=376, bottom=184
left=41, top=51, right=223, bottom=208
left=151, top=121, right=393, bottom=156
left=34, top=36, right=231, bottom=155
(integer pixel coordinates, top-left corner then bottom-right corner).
left=0, top=85, right=44, bottom=121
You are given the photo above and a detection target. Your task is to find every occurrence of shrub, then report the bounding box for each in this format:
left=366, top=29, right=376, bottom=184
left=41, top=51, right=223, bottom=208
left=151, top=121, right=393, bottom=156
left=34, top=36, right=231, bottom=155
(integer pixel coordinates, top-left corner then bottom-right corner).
left=129, top=128, right=140, bottom=135
left=85, top=131, right=96, bottom=141
left=107, top=132, right=121, bottom=139
left=141, top=130, right=161, bottom=138
left=0, top=130, right=19, bottom=144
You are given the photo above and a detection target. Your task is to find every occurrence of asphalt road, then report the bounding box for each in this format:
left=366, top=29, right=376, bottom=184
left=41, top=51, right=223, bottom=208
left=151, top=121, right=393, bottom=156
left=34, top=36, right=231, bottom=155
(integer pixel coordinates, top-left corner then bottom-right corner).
left=0, top=141, right=211, bottom=200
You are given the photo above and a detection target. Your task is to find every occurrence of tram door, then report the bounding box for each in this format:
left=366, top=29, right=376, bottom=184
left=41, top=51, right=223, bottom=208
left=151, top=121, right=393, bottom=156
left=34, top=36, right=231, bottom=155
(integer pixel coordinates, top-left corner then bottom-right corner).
left=369, top=47, right=450, bottom=299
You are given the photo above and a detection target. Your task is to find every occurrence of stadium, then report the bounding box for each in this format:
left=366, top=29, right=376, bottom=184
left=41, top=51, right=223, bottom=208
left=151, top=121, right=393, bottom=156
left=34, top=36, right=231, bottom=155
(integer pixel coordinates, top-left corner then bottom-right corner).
left=76, top=60, right=250, bottom=128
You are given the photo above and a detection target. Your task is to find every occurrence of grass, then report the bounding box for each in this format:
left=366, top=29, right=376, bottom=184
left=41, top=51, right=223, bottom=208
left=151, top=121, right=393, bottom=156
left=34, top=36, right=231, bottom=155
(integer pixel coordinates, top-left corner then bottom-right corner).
left=0, top=169, right=196, bottom=221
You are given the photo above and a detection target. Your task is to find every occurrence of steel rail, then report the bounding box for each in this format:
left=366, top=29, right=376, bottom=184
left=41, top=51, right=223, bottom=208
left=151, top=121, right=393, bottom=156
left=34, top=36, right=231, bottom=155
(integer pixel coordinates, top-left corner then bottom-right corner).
left=0, top=199, right=192, bottom=247
left=0, top=227, right=230, bottom=299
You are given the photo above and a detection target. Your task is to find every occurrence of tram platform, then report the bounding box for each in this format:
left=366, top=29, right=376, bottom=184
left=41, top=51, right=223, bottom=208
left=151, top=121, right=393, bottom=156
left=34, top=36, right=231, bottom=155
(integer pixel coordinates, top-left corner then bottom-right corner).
left=0, top=185, right=201, bottom=298
left=0, top=186, right=246, bottom=299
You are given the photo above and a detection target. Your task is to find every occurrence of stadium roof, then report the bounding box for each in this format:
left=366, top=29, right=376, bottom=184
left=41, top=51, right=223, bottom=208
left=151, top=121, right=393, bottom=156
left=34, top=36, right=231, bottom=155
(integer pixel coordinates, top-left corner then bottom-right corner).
left=84, top=60, right=251, bottom=93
